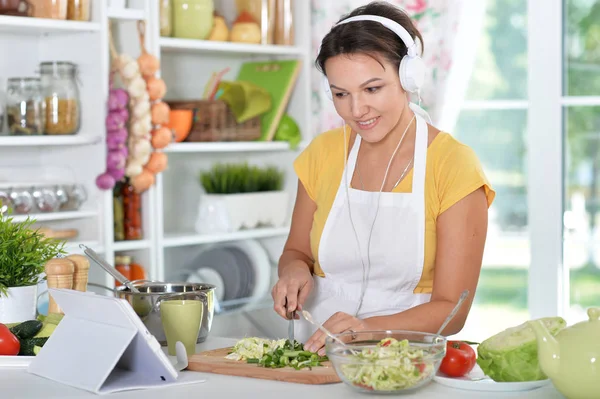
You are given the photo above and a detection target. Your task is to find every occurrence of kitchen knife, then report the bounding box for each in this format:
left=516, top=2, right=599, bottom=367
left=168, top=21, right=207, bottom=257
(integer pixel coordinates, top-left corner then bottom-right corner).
left=286, top=298, right=295, bottom=344
left=288, top=312, right=295, bottom=344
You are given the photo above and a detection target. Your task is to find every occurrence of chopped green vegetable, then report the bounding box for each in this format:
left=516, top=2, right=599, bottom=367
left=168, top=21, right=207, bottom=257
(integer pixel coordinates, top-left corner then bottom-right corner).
left=477, top=317, right=566, bottom=382
left=225, top=337, right=328, bottom=370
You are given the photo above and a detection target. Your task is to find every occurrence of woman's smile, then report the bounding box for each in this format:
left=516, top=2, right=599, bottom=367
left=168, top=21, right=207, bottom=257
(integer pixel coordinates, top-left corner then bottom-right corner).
left=356, top=116, right=381, bottom=130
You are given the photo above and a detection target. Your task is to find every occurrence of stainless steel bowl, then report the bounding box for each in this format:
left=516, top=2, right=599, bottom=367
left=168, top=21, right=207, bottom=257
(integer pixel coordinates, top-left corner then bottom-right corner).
left=114, top=280, right=215, bottom=345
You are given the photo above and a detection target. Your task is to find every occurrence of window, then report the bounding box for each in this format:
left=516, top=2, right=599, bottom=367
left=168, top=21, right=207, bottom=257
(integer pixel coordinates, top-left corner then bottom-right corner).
left=451, top=0, right=530, bottom=342
left=563, top=0, right=600, bottom=324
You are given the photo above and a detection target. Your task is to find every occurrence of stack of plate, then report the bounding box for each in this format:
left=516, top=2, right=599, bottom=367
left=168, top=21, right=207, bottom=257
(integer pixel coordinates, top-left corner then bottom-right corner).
left=183, top=240, right=271, bottom=313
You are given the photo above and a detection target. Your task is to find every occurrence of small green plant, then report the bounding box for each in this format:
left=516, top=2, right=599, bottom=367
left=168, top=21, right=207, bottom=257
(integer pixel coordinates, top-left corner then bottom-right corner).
left=200, top=163, right=284, bottom=194
left=0, top=203, right=66, bottom=297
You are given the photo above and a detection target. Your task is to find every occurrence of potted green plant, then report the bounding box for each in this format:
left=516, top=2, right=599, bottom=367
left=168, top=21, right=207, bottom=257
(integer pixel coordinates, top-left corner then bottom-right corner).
left=0, top=203, right=66, bottom=323
left=196, top=163, right=288, bottom=233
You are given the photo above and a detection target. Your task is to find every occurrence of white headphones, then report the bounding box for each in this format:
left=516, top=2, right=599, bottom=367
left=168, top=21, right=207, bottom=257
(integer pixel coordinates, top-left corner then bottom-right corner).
left=320, top=15, right=426, bottom=101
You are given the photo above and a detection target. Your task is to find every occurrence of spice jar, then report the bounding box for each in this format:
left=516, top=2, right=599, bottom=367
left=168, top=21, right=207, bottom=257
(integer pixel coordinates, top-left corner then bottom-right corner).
left=121, top=179, right=143, bottom=240
left=113, top=181, right=125, bottom=241
left=5, top=77, right=46, bottom=136
left=66, top=0, right=90, bottom=21
left=39, top=61, right=81, bottom=135
left=30, top=0, right=67, bottom=19
left=8, top=187, right=34, bottom=214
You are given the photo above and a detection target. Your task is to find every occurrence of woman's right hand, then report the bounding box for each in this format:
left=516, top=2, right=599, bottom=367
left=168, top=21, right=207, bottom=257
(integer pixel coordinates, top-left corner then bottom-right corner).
left=272, top=260, right=314, bottom=319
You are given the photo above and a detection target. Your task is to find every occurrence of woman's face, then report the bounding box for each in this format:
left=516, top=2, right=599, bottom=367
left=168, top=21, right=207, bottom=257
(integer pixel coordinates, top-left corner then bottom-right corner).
left=324, top=53, right=408, bottom=143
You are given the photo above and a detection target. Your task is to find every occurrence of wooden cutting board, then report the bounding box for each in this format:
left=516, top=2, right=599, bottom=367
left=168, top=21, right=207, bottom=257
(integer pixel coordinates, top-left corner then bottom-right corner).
left=187, top=347, right=341, bottom=385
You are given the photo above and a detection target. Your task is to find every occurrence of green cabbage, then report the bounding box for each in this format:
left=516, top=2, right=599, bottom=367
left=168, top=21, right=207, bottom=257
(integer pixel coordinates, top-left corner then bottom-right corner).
left=476, top=316, right=566, bottom=382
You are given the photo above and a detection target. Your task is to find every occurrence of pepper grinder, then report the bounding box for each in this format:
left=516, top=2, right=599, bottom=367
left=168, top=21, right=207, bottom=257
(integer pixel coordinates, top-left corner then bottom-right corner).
left=67, top=254, right=90, bottom=292
left=44, top=258, right=75, bottom=314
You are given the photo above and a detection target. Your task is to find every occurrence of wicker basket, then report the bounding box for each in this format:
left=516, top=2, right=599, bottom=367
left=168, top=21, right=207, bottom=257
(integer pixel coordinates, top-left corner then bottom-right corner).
left=167, top=100, right=261, bottom=142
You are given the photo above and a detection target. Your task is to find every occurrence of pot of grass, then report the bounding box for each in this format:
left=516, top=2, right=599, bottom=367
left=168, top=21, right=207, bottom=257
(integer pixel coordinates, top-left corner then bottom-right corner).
left=196, top=163, right=288, bottom=233
left=0, top=204, right=66, bottom=323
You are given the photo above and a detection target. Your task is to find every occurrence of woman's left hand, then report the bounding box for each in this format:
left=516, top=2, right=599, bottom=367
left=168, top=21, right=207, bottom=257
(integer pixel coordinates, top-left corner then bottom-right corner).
left=304, top=311, right=369, bottom=355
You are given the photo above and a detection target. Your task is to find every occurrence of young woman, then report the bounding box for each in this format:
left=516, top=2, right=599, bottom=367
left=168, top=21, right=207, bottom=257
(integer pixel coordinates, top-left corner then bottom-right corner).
left=272, top=1, right=495, bottom=355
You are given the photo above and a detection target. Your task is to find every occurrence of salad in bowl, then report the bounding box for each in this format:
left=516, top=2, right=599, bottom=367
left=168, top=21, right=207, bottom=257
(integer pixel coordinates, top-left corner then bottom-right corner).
left=326, top=330, right=446, bottom=393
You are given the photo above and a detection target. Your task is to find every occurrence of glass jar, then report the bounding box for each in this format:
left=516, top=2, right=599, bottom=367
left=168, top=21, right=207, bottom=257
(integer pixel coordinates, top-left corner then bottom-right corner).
left=114, top=255, right=146, bottom=288
left=113, top=181, right=125, bottom=241
left=30, top=0, right=67, bottom=19
left=66, top=0, right=90, bottom=21
left=0, top=0, right=31, bottom=16
left=159, top=0, right=172, bottom=37
left=39, top=61, right=81, bottom=135
left=5, top=77, right=45, bottom=136
left=172, top=0, right=214, bottom=40
left=114, top=255, right=132, bottom=287
left=122, top=179, right=143, bottom=240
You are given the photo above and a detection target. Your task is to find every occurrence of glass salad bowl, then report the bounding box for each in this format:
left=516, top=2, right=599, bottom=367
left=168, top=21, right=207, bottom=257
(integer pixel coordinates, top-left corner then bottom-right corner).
left=325, top=330, right=447, bottom=394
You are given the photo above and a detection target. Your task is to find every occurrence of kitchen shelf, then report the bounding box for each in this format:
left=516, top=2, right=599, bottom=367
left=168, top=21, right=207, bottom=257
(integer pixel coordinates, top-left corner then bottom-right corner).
left=0, top=15, right=100, bottom=34
left=163, top=227, right=290, bottom=248
left=113, top=239, right=152, bottom=251
left=164, top=141, right=295, bottom=153
left=0, top=135, right=100, bottom=147
left=10, top=208, right=97, bottom=223
left=159, top=37, right=306, bottom=56
left=216, top=295, right=273, bottom=316
left=107, top=8, right=145, bottom=21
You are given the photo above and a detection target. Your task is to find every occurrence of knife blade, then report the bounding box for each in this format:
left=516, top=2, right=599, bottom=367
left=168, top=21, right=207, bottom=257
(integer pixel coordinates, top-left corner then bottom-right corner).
left=285, top=298, right=295, bottom=344
left=288, top=316, right=295, bottom=344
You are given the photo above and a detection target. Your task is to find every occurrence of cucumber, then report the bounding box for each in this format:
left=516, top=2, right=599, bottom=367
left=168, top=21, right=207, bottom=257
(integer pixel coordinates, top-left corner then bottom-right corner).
left=19, top=337, right=49, bottom=356
left=34, top=323, right=57, bottom=338
left=44, top=313, right=64, bottom=325
left=10, top=320, right=43, bottom=340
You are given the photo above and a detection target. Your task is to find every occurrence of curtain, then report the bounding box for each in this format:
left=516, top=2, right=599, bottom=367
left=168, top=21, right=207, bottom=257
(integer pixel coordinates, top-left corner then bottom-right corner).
left=309, top=0, right=485, bottom=135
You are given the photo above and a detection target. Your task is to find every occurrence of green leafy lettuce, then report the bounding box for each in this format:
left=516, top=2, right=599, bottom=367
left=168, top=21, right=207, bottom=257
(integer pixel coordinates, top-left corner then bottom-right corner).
left=476, top=317, right=566, bottom=382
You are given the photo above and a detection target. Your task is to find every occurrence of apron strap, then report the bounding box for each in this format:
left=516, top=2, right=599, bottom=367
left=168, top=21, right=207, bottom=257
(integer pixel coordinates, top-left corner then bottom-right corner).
left=411, top=114, right=428, bottom=194
left=345, top=130, right=361, bottom=188
left=409, top=113, right=428, bottom=289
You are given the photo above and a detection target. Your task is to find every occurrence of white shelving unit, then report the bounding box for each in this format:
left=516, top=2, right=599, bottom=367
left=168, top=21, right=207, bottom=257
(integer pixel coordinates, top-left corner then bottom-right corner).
left=163, top=141, right=293, bottom=153
left=0, top=14, right=101, bottom=33
left=148, top=0, right=312, bottom=305
left=0, top=1, right=311, bottom=324
left=0, top=135, right=101, bottom=146
left=163, top=226, right=290, bottom=248
left=159, top=37, right=305, bottom=56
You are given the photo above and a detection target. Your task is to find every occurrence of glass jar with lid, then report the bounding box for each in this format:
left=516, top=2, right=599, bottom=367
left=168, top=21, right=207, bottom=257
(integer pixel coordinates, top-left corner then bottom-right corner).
left=5, top=77, right=46, bottom=136
left=39, top=61, right=81, bottom=135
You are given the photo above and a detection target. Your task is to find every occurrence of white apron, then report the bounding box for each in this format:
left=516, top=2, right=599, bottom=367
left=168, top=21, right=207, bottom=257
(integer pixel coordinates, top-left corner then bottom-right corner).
left=296, top=113, right=432, bottom=343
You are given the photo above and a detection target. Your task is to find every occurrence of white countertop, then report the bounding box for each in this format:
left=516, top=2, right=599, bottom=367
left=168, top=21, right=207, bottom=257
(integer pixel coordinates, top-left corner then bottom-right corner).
left=2, top=336, right=565, bottom=399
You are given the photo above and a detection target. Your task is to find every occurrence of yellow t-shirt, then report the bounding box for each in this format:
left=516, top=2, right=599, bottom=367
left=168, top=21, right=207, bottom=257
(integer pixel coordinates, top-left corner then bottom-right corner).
left=293, top=128, right=496, bottom=293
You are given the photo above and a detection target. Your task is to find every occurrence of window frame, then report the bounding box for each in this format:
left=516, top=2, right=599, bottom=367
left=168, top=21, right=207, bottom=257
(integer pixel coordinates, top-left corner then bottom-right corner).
left=461, top=0, right=600, bottom=320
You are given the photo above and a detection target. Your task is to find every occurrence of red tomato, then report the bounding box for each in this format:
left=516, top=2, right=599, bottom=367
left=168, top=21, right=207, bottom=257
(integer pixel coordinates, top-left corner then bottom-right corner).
left=0, top=324, right=20, bottom=356
left=439, top=341, right=477, bottom=377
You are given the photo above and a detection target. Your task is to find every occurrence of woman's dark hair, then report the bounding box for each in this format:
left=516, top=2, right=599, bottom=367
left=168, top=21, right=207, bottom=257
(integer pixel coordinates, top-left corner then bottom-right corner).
left=316, top=1, right=424, bottom=76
